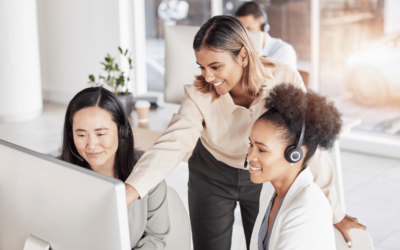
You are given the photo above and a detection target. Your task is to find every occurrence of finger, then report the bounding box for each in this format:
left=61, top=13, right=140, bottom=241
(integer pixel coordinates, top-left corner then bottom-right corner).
left=355, top=223, right=367, bottom=230
left=353, top=217, right=358, bottom=223
left=342, top=231, right=352, bottom=247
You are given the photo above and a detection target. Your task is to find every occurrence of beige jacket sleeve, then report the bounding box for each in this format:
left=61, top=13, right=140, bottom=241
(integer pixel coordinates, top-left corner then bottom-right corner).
left=126, top=90, right=204, bottom=198
left=309, top=149, right=345, bottom=223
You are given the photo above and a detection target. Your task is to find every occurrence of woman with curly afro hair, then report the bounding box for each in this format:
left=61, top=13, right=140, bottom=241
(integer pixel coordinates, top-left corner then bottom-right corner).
left=248, top=84, right=365, bottom=250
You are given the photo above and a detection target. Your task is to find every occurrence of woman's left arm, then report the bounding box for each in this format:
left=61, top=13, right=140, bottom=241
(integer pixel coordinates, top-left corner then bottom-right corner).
left=133, top=180, right=170, bottom=250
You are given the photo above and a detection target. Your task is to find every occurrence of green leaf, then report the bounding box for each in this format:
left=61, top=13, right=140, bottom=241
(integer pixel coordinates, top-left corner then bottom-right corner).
left=124, top=49, right=128, bottom=56
left=88, top=75, right=95, bottom=82
left=127, top=77, right=130, bottom=81
left=118, top=47, right=123, bottom=54
left=128, top=58, right=132, bottom=65
left=105, top=57, right=110, bottom=62
left=115, top=63, right=119, bottom=71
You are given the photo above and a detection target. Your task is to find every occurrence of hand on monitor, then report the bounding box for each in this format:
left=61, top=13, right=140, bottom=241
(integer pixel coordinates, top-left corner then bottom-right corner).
left=125, top=183, right=140, bottom=205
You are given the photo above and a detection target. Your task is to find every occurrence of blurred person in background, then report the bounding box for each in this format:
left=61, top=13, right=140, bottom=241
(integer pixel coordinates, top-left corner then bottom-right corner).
left=235, top=2, right=297, bottom=69
left=158, top=0, right=189, bottom=26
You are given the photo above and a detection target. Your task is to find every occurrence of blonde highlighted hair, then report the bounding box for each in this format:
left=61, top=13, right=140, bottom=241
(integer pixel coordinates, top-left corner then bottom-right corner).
left=192, top=15, right=274, bottom=101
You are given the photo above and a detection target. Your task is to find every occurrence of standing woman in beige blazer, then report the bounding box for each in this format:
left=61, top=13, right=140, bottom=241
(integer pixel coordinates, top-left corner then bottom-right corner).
left=125, top=16, right=363, bottom=249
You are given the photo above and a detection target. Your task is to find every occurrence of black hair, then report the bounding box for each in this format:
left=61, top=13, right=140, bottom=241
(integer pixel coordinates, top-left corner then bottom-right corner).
left=60, top=87, right=136, bottom=182
left=235, top=2, right=268, bottom=31
left=259, top=84, right=342, bottom=168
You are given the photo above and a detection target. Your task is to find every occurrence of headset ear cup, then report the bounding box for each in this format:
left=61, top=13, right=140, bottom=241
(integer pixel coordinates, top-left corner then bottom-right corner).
left=285, top=145, right=303, bottom=164
left=119, top=125, right=130, bottom=139
left=264, top=24, right=270, bottom=32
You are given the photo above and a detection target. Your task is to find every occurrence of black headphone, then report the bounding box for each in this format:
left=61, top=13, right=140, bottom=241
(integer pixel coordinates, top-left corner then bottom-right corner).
left=115, top=100, right=130, bottom=140
left=285, top=122, right=306, bottom=164
left=68, top=87, right=131, bottom=161
left=244, top=122, right=306, bottom=168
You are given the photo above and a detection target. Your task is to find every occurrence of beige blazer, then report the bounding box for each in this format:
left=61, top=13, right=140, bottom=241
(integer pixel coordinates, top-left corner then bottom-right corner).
left=126, top=58, right=344, bottom=223
left=128, top=151, right=170, bottom=250
left=250, top=168, right=336, bottom=250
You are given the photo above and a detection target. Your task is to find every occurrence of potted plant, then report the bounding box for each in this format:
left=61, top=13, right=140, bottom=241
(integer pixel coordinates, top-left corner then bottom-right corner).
left=88, top=47, right=134, bottom=116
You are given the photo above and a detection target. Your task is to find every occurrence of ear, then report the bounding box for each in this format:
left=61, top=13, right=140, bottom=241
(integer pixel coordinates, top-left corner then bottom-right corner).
left=238, top=47, right=249, bottom=67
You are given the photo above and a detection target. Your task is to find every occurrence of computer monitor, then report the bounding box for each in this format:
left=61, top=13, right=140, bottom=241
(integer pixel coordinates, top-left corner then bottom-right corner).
left=164, top=25, right=263, bottom=104
left=0, top=139, right=131, bottom=250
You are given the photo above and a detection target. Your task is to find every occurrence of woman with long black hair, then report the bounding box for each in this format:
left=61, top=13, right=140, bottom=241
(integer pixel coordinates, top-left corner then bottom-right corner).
left=59, top=87, right=169, bottom=250
left=125, top=16, right=364, bottom=249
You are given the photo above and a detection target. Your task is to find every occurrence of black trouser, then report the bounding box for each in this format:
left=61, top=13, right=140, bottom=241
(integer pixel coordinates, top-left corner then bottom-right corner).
left=188, top=140, right=263, bottom=250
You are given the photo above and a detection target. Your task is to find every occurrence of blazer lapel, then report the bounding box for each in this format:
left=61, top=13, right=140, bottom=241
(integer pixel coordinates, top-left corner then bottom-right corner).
left=268, top=168, right=314, bottom=249
left=250, top=181, right=275, bottom=250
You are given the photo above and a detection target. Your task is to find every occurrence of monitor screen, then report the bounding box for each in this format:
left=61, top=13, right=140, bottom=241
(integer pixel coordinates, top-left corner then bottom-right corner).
left=0, top=139, right=131, bottom=250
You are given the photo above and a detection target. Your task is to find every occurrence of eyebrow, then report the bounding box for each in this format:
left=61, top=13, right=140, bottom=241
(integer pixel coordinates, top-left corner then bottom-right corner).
left=75, top=128, right=109, bottom=132
left=196, top=61, right=221, bottom=66
left=249, top=137, right=269, bottom=148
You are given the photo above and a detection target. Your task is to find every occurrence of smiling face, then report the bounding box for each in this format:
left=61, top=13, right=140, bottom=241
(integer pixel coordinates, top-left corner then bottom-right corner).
left=247, top=120, right=303, bottom=184
left=72, top=106, right=119, bottom=176
left=195, top=46, right=247, bottom=96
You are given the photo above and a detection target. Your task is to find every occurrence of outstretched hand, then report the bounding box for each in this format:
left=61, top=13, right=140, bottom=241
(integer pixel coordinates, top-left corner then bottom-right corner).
left=125, top=183, right=140, bottom=205
left=334, top=214, right=367, bottom=248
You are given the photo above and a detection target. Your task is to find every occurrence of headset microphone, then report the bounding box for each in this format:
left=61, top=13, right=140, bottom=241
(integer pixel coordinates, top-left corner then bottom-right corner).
left=69, top=143, right=84, bottom=161
left=244, top=154, right=249, bottom=168
left=284, top=122, right=305, bottom=164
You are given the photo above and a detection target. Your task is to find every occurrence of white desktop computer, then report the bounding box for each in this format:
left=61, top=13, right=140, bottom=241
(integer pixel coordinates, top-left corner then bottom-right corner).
left=0, top=139, right=131, bottom=250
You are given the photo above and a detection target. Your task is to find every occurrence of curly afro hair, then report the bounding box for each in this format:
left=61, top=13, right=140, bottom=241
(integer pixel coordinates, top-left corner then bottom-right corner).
left=259, top=83, right=342, bottom=168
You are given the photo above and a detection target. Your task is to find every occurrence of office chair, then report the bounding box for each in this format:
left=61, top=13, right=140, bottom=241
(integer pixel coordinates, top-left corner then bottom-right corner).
left=165, top=186, right=191, bottom=250
left=334, top=228, right=374, bottom=250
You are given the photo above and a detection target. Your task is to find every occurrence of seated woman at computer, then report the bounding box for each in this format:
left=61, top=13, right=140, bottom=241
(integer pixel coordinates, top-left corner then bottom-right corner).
left=248, top=83, right=346, bottom=249
left=124, top=15, right=364, bottom=249
left=59, top=87, right=169, bottom=250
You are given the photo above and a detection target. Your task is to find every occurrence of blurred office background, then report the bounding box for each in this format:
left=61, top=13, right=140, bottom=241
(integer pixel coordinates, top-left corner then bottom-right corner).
left=1, top=0, right=400, bottom=250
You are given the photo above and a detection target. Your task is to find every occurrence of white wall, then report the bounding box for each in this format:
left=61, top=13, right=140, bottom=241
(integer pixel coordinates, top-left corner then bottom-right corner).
left=37, top=0, right=121, bottom=104
left=0, top=0, right=43, bottom=123
left=384, top=0, right=400, bottom=34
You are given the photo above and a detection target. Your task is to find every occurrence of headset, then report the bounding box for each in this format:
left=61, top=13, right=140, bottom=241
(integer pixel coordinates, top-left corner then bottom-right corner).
left=256, top=3, right=270, bottom=32
left=244, top=121, right=306, bottom=168
left=69, top=87, right=131, bottom=161
left=285, top=122, right=305, bottom=164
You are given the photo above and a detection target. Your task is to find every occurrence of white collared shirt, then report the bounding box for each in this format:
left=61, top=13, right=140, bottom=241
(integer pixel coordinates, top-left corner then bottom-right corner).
left=262, top=32, right=297, bottom=70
